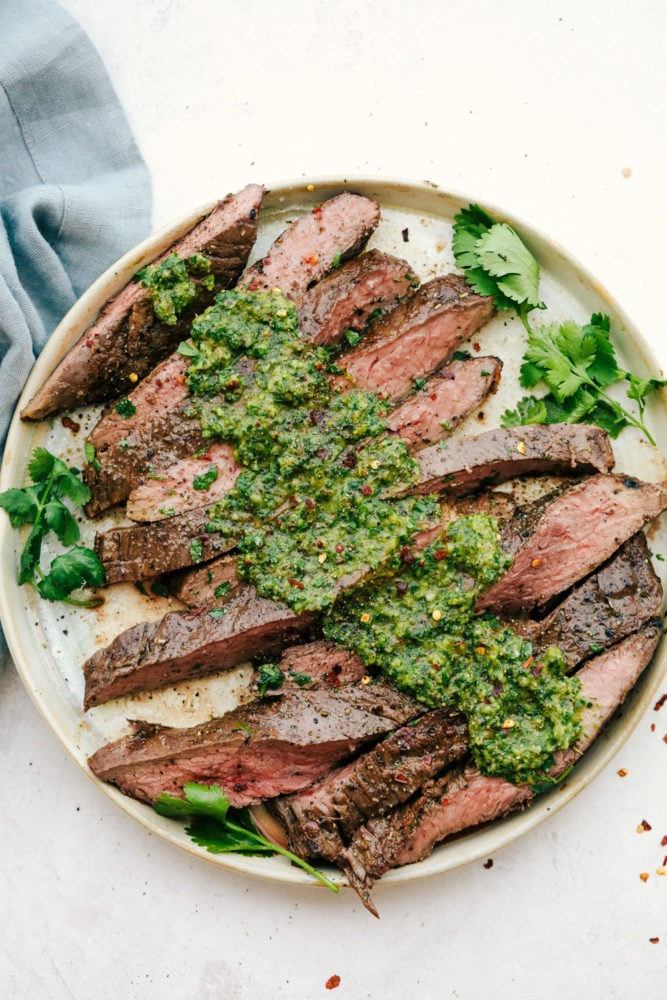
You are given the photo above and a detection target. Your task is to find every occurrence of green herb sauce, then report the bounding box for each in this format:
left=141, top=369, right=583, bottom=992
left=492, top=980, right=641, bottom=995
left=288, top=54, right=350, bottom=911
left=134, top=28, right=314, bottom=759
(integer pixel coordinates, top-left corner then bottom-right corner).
left=183, top=287, right=583, bottom=784
left=138, top=252, right=215, bottom=326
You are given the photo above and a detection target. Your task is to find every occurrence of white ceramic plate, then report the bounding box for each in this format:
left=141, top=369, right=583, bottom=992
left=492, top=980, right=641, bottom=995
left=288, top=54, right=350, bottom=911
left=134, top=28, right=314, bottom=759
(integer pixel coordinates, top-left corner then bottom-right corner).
left=2, top=177, right=667, bottom=892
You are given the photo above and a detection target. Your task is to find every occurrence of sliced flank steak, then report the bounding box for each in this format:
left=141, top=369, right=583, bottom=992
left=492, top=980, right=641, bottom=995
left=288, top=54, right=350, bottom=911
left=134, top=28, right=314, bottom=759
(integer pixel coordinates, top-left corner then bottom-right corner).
left=338, top=623, right=662, bottom=915
left=247, top=640, right=367, bottom=697
left=337, top=274, right=495, bottom=401
left=22, top=184, right=263, bottom=421
left=87, top=679, right=422, bottom=806
left=406, top=423, right=615, bottom=497
left=298, top=250, right=418, bottom=345
left=239, top=192, right=381, bottom=301
left=477, top=474, right=667, bottom=613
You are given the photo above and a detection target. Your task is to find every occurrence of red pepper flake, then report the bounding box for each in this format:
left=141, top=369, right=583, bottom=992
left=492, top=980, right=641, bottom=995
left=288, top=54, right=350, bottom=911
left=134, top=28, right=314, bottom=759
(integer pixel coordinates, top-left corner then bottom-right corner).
left=393, top=771, right=409, bottom=784
left=304, top=253, right=319, bottom=266
left=401, top=227, right=409, bottom=242
left=654, top=693, right=667, bottom=711
left=651, top=723, right=656, bottom=732
left=649, top=937, right=660, bottom=944
left=177, top=374, right=186, bottom=384
left=663, top=734, right=667, bottom=744
left=304, top=497, right=315, bottom=510
left=638, top=819, right=653, bottom=832
left=312, top=207, right=323, bottom=219
left=335, top=543, right=345, bottom=554
left=441, top=797, right=450, bottom=805
left=433, top=549, right=447, bottom=561
left=360, top=484, right=373, bottom=496
left=287, top=578, right=305, bottom=589
left=473, top=341, right=481, bottom=352
left=663, top=856, right=667, bottom=867
left=521, top=655, right=535, bottom=670
left=325, top=974, right=341, bottom=990
left=483, top=858, right=494, bottom=869
left=640, top=872, right=649, bottom=883
left=61, top=416, right=80, bottom=432
left=661, top=835, right=667, bottom=847
left=247, top=279, right=260, bottom=291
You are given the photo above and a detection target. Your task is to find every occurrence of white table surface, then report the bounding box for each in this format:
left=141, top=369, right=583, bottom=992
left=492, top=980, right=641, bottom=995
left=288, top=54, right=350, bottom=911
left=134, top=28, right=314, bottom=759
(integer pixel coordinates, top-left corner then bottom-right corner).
left=2, top=1, right=666, bottom=997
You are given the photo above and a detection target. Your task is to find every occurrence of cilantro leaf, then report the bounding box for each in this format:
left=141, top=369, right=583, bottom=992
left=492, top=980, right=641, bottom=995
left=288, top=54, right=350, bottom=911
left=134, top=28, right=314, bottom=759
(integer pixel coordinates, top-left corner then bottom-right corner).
left=155, top=783, right=338, bottom=891
left=0, top=486, right=40, bottom=528
left=256, top=662, right=284, bottom=696
left=37, top=546, right=105, bottom=602
left=43, top=500, right=80, bottom=546
left=501, top=396, right=549, bottom=428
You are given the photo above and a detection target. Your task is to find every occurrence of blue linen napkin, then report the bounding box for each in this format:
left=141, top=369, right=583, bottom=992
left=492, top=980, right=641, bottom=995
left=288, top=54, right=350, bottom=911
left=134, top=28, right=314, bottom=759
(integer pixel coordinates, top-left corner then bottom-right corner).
left=0, top=0, right=151, bottom=452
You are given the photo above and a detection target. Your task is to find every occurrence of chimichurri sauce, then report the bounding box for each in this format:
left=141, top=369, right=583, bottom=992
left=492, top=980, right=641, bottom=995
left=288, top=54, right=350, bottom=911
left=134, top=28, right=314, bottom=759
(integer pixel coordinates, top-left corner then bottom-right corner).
left=183, top=287, right=584, bottom=785
left=138, top=252, right=215, bottom=325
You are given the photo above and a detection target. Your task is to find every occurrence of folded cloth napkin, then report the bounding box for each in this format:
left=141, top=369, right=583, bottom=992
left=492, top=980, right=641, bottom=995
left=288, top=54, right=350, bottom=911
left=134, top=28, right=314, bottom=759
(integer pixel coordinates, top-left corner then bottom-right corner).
left=0, top=0, right=151, bottom=452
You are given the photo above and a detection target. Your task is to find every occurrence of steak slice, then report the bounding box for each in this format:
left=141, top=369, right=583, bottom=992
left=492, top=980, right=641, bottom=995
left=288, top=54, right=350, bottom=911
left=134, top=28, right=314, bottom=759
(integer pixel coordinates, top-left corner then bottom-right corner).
left=169, top=554, right=242, bottom=608
left=525, top=532, right=662, bottom=667
left=386, top=357, right=502, bottom=448
left=83, top=586, right=315, bottom=709
left=248, top=640, right=367, bottom=697
left=337, top=274, right=495, bottom=401
left=298, top=250, right=417, bottom=345
left=339, top=623, right=662, bottom=915
left=87, top=679, right=421, bottom=806
left=477, top=474, right=667, bottom=613
left=406, top=423, right=615, bottom=497
left=270, top=708, right=469, bottom=862
left=94, top=507, right=237, bottom=584
left=125, top=442, right=240, bottom=523
left=83, top=351, right=201, bottom=516
left=239, top=192, right=380, bottom=301
left=22, top=184, right=263, bottom=421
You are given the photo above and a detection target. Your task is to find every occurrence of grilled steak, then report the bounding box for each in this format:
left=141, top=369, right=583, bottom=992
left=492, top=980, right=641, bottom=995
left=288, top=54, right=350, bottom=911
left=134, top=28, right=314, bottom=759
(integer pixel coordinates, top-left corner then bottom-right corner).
left=338, top=623, right=662, bottom=915
left=94, top=507, right=236, bottom=584
left=169, top=554, right=242, bottom=608
left=386, top=357, right=502, bottom=448
left=83, top=586, right=315, bottom=708
left=477, top=474, right=667, bottom=613
left=298, top=250, right=417, bottom=345
left=239, top=192, right=380, bottom=301
left=87, top=679, right=421, bottom=806
left=83, top=351, right=201, bottom=516
left=248, top=640, right=367, bottom=697
left=337, top=275, right=495, bottom=400
left=525, top=532, right=662, bottom=666
left=22, top=184, right=263, bottom=421
left=126, top=442, right=240, bottom=523
left=407, top=423, right=615, bottom=497
left=270, top=708, right=469, bottom=861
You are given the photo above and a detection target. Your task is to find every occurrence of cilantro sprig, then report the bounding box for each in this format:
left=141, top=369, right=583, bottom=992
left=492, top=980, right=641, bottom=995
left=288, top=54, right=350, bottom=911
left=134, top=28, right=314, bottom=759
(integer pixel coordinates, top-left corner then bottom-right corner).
left=0, top=447, right=105, bottom=606
left=155, top=782, right=339, bottom=893
left=453, top=204, right=666, bottom=445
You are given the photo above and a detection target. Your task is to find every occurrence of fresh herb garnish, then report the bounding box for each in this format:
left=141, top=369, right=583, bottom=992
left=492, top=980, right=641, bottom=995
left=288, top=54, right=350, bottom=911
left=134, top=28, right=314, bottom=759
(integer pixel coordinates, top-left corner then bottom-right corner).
left=454, top=204, right=666, bottom=445
left=213, top=581, right=231, bottom=598
left=189, top=538, right=204, bottom=562
left=344, top=328, right=361, bottom=347
left=0, top=447, right=104, bottom=606
left=256, top=662, right=284, bottom=696
left=155, top=782, right=338, bottom=892
left=501, top=313, right=666, bottom=445
left=192, top=464, right=219, bottom=491
left=114, top=397, right=137, bottom=418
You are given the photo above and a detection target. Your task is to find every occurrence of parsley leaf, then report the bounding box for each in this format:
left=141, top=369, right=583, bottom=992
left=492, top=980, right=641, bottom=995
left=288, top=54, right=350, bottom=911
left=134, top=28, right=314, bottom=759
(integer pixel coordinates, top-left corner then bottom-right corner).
left=0, top=447, right=104, bottom=607
left=256, top=662, right=284, bottom=696
left=155, top=783, right=338, bottom=891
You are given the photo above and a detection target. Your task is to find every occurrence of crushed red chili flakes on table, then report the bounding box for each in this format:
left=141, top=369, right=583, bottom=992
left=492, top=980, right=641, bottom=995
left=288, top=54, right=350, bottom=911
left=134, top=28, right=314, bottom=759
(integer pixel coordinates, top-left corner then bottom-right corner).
left=640, top=872, right=649, bottom=883
left=61, top=416, right=80, bottom=432
left=649, top=938, right=660, bottom=944
left=325, top=974, right=341, bottom=990
left=637, top=819, right=653, bottom=833
left=483, top=858, right=494, bottom=869
left=617, top=768, right=628, bottom=777
left=661, top=836, right=667, bottom=847
left=654, top=693, right=667, bottom=711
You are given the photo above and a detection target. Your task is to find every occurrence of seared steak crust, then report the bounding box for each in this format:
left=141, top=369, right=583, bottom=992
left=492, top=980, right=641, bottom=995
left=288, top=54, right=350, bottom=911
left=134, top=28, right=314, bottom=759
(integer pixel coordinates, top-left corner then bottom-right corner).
left=22, top=184, right=263, bottom=420
left=83, top=587, right=314, bottom=708
left=298, top=250, right=417, bottom=345
left=87, top=679, right=422, bottom=806
left=409, top=423, right=615, bottom=497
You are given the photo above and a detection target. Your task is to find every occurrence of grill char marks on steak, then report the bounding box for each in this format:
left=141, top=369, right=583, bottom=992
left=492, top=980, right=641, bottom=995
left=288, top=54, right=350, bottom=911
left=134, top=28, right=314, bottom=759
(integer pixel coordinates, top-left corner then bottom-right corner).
left=239, top=192, right=381, bottom=301
left=270, top=708, right=469, bottom=862
left=298, top=250, right=417, bottom=345
left=248, top=640, right=367, bottom=697
left=407, top=423, right=615, bottom=497
left=125, top=442, right=240, bottom=523
left=477, top=474, right=667, bottom=613
left=337, top=275, right=495, bottom=401
left=22, top=184, right=263, bottom=421
left=524, top=532, right=662, bottom=667
left=386, top=357, right=502, bottom=448
left=82, top=587, right=315, bottom=709
left=87, top=679, right=421, bottom=806
left=338, top=623, right=662, bottom=915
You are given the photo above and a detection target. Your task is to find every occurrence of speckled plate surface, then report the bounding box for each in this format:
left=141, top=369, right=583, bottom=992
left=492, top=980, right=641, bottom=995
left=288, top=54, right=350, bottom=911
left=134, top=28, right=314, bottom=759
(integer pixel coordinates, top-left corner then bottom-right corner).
left=1, top=177, right=667, bottom=891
